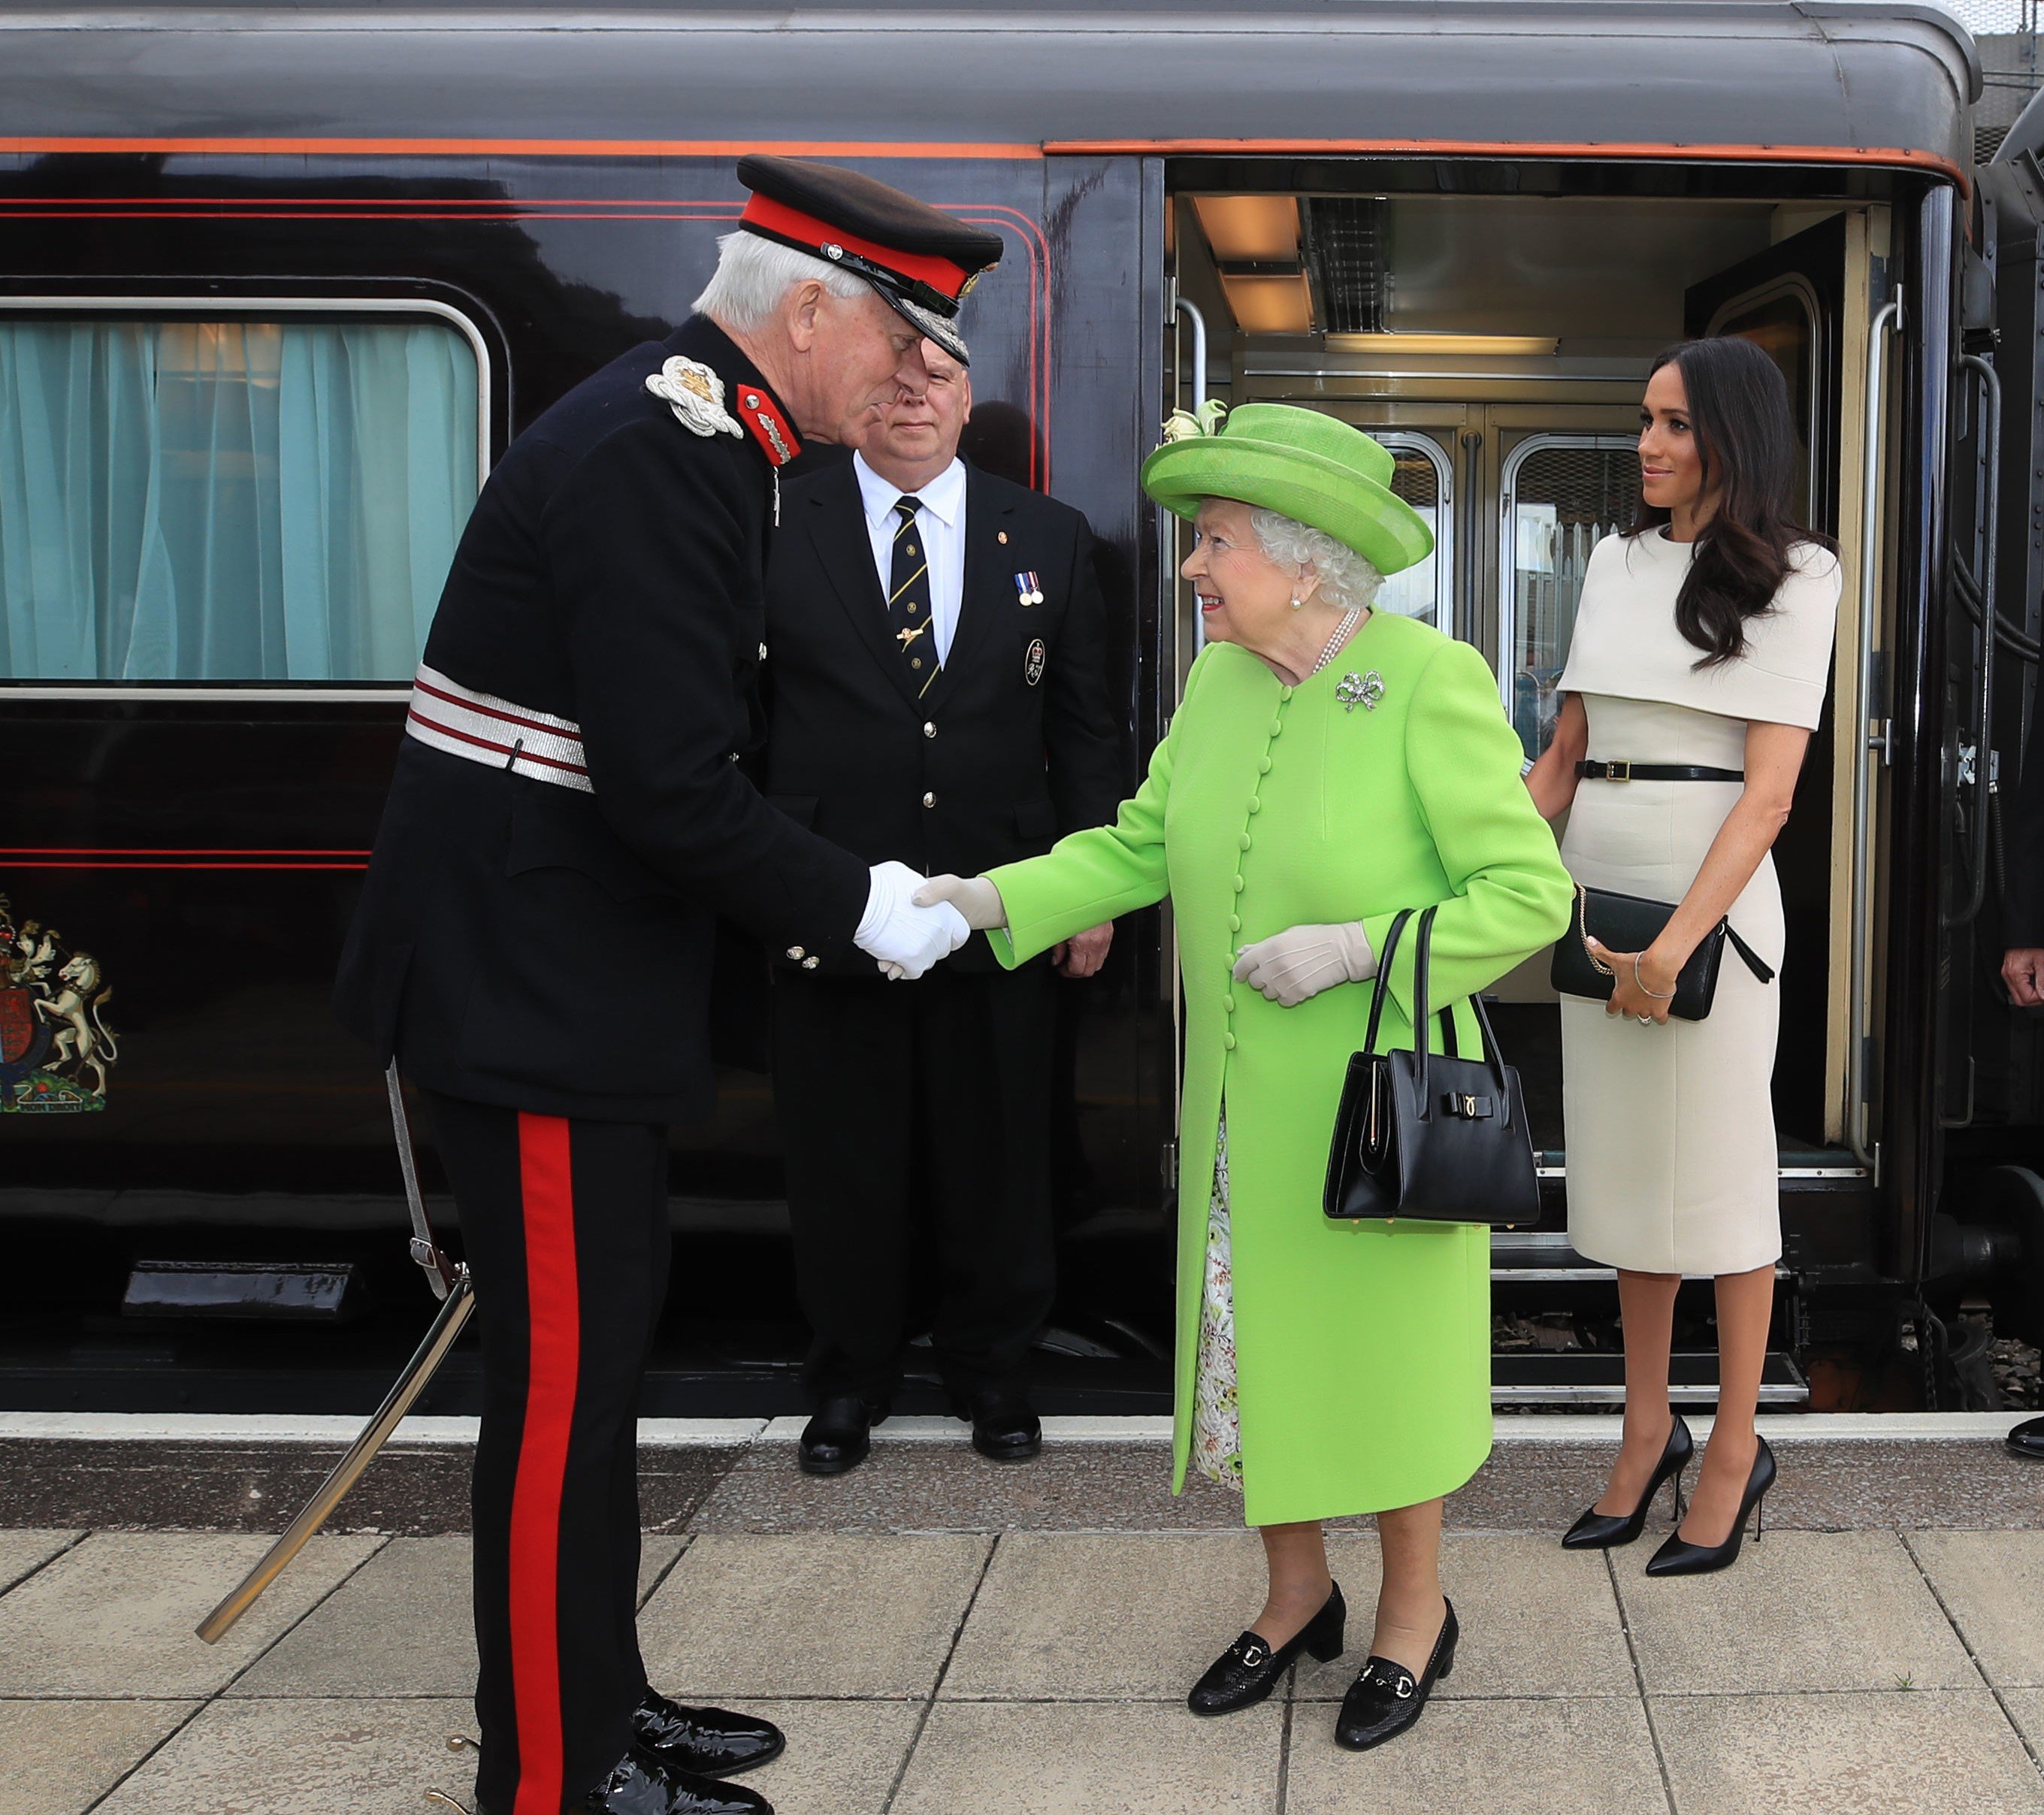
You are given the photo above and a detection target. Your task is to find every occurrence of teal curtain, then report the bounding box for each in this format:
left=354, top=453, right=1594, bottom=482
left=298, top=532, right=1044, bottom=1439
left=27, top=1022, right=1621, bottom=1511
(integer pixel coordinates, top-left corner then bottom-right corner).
left=0, top=317, right=477, bottom=682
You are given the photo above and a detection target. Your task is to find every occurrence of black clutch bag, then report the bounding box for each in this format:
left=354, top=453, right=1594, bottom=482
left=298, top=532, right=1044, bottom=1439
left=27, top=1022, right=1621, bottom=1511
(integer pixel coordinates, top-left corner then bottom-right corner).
left=1322, top=906, right=1540, bottom=1230
left=1549, top=883, right=1774, bottom=1022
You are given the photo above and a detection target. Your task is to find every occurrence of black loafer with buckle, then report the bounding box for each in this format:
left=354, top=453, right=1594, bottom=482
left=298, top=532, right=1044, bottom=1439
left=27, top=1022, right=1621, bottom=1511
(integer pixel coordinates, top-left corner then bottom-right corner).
left=1187, top=1584, right=1347, bottom=1715
left=1333, top=1598, right=1458, bottom=1751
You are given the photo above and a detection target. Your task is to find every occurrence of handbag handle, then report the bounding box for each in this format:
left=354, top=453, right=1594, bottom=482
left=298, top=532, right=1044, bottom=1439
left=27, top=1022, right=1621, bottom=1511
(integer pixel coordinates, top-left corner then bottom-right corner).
left=1411, top=906, right=1517, bottom=1126
left=1359, top=909, right=1416, bottom=1059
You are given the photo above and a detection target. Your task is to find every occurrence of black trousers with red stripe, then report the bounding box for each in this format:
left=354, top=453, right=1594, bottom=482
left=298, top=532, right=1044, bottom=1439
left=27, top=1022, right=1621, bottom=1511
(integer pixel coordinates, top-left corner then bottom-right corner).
left=426, top=1091, right=672, bottom=1815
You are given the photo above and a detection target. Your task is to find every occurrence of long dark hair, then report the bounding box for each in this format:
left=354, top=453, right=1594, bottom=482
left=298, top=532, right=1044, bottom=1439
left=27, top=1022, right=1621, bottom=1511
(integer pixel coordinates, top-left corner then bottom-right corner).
left=1628, top=336, right=1815, bottom=667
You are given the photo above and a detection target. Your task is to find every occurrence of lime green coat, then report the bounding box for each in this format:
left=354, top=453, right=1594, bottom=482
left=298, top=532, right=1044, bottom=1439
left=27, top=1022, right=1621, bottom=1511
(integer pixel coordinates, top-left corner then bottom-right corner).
left=988, top=613, right=1572, bottom=1526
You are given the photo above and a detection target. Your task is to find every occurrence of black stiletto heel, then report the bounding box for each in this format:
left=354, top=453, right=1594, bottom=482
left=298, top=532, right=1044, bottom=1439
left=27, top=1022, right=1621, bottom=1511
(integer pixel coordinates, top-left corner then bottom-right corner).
left=1187, top=1582, right=1347, bottom=1715
left=1562, top=1414, right=1694, bottom=1550
left=1645, top=1434, right=1776, bottom=1576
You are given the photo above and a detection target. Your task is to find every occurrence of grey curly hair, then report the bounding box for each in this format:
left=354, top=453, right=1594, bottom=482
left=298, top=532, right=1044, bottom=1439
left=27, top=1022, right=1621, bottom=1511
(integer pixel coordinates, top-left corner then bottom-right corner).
left=1247, top=509, right=1386, bottom=613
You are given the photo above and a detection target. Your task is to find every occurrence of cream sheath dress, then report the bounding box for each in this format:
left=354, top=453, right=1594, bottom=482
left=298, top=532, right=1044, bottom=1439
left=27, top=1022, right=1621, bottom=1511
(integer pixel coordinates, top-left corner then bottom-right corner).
left=1556, top=530, right=1841, bottom=1275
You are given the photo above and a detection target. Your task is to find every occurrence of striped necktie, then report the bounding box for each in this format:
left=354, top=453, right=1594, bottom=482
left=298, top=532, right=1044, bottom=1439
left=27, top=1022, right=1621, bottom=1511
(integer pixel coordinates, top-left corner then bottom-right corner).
left=888, top=495, right=939, bottom=696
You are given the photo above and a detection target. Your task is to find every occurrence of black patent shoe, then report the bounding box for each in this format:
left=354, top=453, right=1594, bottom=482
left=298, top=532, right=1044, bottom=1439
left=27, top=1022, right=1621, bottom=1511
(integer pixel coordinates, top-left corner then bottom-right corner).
left=633, top=1690, right=785, bottom=1780
left=1562, top=1414, right=1695, bottom=1550
left=1334, top=1598, right=1458, bottom=1752
left=2009, top=1416, right=2044, bottom=1460
left=573, top=1747, right=773, bottom=1815
left=797, top=1396, right=884, bottom=1476
left=1644, top=1435, right=1776, bottom=1577
left=966, top=1390, right=1042, bottom=1463
left=1187, top=1583, right=1346, bottom=1715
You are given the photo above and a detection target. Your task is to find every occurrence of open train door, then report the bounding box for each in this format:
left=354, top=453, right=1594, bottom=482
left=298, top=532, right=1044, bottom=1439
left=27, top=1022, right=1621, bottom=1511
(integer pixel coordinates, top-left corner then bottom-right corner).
left=1934, top=110, right=2044, bottom=1360
left=1683, top=216, right=1865, bottom=1172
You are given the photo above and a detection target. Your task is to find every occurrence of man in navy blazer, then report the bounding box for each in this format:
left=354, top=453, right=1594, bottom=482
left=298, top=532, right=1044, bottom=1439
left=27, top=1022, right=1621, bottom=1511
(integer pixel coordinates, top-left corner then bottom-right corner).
left=762, top=341, right=1129, bottom=1475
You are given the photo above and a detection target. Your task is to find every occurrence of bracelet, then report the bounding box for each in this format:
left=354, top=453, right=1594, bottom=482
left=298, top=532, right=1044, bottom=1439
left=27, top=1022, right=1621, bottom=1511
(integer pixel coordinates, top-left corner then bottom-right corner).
left=1634, top=953, right=1676, bottom=999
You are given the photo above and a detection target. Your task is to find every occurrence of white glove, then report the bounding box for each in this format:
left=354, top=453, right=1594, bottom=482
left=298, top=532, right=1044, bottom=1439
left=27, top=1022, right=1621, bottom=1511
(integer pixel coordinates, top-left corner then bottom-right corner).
left=855, top=860, right=971, bottom=981
left=1232, top=921, right=1376, bottom=1008
left=912, top=873, right=1008, bottom=930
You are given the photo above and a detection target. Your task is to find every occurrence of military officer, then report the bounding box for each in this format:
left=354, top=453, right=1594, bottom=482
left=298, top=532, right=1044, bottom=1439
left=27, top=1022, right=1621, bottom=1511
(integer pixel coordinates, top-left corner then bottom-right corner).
left=335, top=157, right=1002, bottom=1815
left=762, top=339, right=1129, bottom=1475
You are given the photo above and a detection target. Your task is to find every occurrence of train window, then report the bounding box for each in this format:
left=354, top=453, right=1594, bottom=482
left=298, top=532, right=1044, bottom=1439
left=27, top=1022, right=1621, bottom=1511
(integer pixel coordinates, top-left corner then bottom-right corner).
left=1498, top=435, right=1640, bottom=760
left=1370, top=433, right=1452, bottom=630
left=0, top=306, right=481, bottom=685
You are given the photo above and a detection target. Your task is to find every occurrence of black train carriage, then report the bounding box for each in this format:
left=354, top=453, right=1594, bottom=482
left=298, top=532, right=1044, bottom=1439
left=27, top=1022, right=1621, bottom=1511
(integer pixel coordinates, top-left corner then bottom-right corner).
left=0, top=0, right=2035, bottom=1414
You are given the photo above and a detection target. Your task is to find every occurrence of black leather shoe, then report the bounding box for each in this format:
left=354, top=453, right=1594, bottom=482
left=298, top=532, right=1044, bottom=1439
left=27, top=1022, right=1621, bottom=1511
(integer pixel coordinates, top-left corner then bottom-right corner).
left=2009, top=1416, right=2044, bottom=1460
left=1645, top=1435, right=1776, bottom=1577
left=1187, top=1583, right=1346, bottom=1715
left=570, top=1747, right=773, bottom=1815
left=1333, top=1597, right=1457, bottom=1751
left=633, top=1690, right=785, bottom=1780
left=965, top=1390, right=1042, bottom=1463
left=797, top=1396, right=883, bottom=1476
left=1562, top=1414, right=1694, bottom=1550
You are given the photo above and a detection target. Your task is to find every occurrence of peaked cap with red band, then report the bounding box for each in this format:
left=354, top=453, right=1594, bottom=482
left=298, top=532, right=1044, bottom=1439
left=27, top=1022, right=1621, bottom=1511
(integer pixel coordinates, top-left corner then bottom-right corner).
left=735, top=153, right=1004, bottom=365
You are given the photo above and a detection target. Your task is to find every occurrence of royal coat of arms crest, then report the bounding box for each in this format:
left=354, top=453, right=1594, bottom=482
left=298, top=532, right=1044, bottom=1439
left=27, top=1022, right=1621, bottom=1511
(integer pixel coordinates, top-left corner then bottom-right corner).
left=0, top=892, right=119, bottom=1112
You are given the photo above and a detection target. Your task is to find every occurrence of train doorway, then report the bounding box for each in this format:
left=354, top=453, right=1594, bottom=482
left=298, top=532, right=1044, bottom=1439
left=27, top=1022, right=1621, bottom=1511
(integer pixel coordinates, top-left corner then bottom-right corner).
left=1157, top=171, right=1894, bottom=1394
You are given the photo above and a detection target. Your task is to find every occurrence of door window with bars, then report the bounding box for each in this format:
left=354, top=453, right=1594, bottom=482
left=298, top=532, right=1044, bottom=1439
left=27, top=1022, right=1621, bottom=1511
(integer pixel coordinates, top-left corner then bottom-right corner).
left=1502, top=437, right=1638, bottom=760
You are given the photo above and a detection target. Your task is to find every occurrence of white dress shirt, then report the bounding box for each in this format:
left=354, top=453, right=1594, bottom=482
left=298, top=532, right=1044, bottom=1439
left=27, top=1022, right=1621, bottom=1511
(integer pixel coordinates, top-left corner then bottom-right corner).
left=854, top=452, right=967, bottom=667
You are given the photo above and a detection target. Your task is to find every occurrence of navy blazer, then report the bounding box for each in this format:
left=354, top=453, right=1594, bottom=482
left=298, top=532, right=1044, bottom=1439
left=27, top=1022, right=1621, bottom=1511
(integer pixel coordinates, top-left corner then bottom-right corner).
left=761, top=457, right=1130, bottom=975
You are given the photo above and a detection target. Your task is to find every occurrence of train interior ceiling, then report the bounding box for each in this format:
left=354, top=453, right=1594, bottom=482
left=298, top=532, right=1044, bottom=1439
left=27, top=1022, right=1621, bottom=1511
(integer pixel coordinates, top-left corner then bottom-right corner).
left=1168, top=180, right=1871, bottom=1163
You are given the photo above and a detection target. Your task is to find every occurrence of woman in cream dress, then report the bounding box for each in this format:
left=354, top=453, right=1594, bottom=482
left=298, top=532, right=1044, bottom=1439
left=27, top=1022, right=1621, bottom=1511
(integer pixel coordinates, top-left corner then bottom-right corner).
left=1525, top=337, right=1839, bottom=1575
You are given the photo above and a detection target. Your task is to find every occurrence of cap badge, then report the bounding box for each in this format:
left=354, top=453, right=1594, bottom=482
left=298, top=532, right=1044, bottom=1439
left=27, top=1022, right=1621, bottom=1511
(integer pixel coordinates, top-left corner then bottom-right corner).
left=822, top=243, right=844, bottom=261
left=645, top=356, right=743, bottom=442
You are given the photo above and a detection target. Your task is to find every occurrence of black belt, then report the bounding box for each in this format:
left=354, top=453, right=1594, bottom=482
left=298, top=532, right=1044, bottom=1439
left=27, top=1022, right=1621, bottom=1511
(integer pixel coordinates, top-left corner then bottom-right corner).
left=1576, top=760, right=1744, bottom=783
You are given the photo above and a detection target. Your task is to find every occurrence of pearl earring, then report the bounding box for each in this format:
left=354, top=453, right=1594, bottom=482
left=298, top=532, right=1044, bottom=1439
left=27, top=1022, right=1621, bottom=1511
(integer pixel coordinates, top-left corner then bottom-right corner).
left=1289, top=596, right=1303, bottom=611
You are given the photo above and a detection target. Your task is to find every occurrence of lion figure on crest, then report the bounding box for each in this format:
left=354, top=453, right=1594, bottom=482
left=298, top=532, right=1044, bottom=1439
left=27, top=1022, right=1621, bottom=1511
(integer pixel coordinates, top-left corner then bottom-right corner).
left=35, top=951, right=119, bottom=1099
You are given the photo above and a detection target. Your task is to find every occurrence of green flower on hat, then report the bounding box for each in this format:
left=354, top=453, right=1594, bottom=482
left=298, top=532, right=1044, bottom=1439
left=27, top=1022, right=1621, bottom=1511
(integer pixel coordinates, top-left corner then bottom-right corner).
left=1141, top=401, right=1435, bottom=579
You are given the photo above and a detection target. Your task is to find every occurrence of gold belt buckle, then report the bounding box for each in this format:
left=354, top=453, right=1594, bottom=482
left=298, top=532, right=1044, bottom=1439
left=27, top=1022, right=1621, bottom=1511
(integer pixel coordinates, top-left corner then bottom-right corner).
left=1607, top=758, right=1632, bottom=782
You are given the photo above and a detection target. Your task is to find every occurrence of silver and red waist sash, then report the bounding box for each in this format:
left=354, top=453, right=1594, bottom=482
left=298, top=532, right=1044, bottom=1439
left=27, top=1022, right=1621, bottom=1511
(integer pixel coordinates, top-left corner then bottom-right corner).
left=404, top=663, right=593, bottom=794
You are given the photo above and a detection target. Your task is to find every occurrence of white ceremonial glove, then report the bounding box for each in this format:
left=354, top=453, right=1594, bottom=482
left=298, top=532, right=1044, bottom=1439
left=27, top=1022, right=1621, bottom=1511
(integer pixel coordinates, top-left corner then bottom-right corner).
left=855, top=860, right=971, bottom=981
left=1231, top=921, right=1377, bottom=1008
left=912, top=873, right=1008, bottom=930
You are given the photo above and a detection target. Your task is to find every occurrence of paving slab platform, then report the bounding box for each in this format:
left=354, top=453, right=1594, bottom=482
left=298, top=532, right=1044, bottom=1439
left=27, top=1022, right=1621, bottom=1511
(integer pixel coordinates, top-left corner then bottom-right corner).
left=2, top=1414, right=2042, bottom=1813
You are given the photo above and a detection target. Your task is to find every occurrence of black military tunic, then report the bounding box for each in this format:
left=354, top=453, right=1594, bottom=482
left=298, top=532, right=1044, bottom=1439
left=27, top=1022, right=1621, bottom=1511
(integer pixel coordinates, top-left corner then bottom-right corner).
left=337, top=315, right=869, bottom=1125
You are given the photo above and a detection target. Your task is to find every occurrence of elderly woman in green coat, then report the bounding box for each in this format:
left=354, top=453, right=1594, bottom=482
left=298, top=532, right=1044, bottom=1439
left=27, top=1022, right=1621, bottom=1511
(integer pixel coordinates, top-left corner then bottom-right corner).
left=918, top=404, right=1571, bottom=1751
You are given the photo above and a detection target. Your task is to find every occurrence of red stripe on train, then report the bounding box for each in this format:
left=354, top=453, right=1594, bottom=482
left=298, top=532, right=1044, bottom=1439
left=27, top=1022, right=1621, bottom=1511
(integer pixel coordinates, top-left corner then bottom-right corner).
left=510, top=1114, right=579, bottom=1815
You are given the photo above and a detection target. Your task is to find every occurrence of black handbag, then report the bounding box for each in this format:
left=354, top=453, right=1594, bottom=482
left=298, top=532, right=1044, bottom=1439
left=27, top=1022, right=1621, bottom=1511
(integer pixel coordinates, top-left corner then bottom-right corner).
left=1549, top=884, right=1775, bottom=1023
left=1322, top=906, right=1540, bottom=1229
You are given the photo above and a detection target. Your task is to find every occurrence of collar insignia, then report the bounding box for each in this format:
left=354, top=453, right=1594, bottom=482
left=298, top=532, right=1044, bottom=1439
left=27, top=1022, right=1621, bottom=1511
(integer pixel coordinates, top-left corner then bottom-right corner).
left=645, top=356, right=743, bottom=441
left=736, top=386, right=801, bottom=469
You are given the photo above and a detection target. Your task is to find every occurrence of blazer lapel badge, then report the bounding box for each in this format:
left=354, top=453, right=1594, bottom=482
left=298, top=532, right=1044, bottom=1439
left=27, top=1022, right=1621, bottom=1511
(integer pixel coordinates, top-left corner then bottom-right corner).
left=645, top=356, right=743, bottom=441
left=1335, top=670, right=1386, bottom=712
left=1024, top=638, right=1047, bottom=686
left=1013, top=570, right=1043, bottom=607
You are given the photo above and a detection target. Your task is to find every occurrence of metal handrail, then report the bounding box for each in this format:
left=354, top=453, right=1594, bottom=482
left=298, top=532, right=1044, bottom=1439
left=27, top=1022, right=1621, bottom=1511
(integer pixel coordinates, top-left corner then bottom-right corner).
left=1950, top=351, right=2002, bottom=930
left=1848, top=292, right=1903, bottom=1167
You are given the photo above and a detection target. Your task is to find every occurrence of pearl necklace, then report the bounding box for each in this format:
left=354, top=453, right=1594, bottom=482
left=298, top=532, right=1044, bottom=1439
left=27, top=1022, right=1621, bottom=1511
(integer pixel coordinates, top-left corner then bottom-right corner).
left=1309, top=608, right=1362, bottom=677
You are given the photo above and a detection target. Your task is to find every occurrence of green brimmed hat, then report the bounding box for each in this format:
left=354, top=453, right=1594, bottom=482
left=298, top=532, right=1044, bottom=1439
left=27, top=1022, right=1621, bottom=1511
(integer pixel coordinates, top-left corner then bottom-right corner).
left=1140, top=402, right=1434, bottom=578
